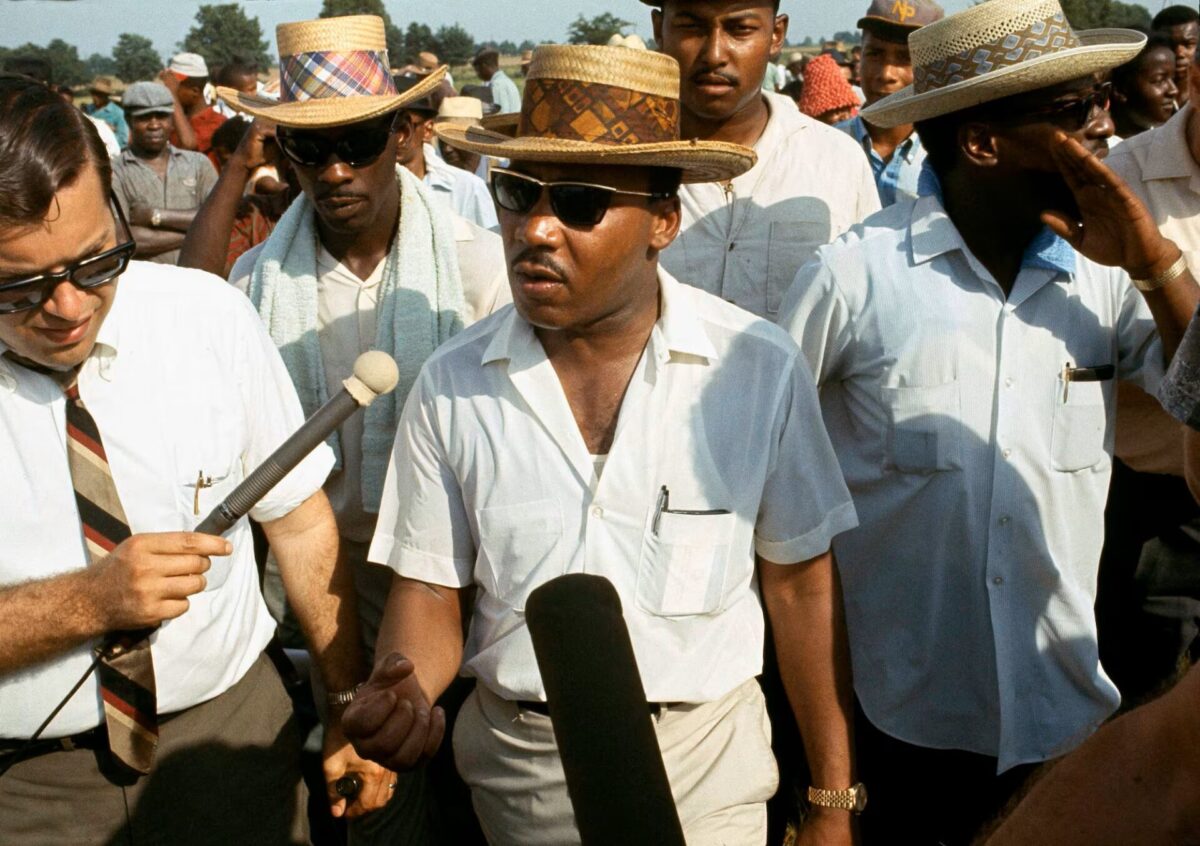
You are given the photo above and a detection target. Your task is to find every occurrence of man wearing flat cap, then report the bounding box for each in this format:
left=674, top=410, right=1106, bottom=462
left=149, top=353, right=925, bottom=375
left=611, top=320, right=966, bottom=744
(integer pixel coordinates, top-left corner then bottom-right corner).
left=781, top=1, right=1200, bottom=842
left=219, top=14, right=507, bottom=842
left=112, top=81, right=218, bottom=264
left=344, top=43, right=862, bottom=846
left=837, top=0, right=944, bottom=206
left=646, top=0, right=880, bottom=321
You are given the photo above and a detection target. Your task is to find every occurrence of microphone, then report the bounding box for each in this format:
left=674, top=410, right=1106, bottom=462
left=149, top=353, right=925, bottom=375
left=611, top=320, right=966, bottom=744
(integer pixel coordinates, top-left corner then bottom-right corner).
left=197, top=350, right=399, bottom=591
left=526, top=574, right=686, bottom=846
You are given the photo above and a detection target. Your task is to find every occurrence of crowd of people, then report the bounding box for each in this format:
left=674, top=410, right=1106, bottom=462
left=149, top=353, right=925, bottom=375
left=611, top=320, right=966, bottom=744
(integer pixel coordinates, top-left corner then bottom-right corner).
left=2, top=0, right=1200, bottom=845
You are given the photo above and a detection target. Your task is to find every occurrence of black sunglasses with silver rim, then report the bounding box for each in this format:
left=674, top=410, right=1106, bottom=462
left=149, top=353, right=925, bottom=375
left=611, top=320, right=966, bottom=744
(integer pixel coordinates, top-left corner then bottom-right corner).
left=488, top=167, right=675, bottom=227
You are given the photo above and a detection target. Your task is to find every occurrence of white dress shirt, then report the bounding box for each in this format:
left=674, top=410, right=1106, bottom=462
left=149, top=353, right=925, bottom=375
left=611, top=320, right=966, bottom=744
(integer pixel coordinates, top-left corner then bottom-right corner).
left=424, top=143, right=499, bottom=230
left=779, top=195, right=1165, bottom=772
left=1107, top=104, right=1200, bottom=474
left=487, top=71, right=522, bottom=115
left=0, top=263, right=333, bottom=738
left=661, top=91, right=881, bottom=320
left=369, top=269, right=857, bottom=703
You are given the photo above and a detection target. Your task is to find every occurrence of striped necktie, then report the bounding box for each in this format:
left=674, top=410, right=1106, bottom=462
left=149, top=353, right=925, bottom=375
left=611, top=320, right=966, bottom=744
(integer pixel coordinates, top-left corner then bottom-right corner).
left=5, top=353, right=158, bottom=776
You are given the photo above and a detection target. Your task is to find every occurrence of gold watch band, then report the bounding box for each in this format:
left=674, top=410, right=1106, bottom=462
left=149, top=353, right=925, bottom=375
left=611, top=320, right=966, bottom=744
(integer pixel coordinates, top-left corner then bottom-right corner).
left=807, top=782, right=868, bottom=813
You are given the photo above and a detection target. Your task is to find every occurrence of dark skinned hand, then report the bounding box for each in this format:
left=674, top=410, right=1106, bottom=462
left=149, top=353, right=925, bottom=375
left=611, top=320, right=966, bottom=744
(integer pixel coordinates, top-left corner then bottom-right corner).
left=341, top=653, right=446, bottom=772
left=1041, top=131, right=1181, bottom=280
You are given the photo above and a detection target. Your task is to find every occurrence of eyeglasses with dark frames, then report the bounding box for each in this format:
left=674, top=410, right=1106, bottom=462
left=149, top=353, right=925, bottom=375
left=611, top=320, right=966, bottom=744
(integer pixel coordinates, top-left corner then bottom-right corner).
left=276, top=111, right=402, bottom=169
left=0, top=193, right=135, bottom=315
left=489, top=167, right=674, bottom=227
left=991, top=82, right=1113, bottom=131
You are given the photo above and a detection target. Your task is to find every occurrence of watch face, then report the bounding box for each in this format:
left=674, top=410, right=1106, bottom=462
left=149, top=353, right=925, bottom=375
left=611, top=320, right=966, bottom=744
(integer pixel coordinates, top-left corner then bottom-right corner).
left=853, top=783, right=869, bottom=813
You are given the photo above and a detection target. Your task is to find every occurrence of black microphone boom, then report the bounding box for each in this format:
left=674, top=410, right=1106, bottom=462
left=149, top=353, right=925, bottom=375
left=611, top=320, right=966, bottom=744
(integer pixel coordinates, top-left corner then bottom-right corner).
left=195, top=351, right=399, bottom=536
left=526, top=574, right=686, bottom=846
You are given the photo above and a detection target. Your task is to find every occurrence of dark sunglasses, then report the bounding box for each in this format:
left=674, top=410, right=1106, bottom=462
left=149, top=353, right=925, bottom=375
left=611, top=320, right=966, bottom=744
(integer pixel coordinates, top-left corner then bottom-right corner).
left=994, top=83, right=1113, bottom=131
left=276, top=112, right=401, bottom=169
left=0, top=194, right=135, bottom=315
left=489, top=167, right=674, bottom=227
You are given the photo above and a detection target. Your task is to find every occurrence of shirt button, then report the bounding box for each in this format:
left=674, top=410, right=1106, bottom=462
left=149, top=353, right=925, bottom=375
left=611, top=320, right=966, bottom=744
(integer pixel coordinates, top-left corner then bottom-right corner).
left=728, top=242, right=736, bottom=251
left=998, top=515, right=1010, bottom=525
left=591, top=506, right=604, bottom=519
left=1004, top=377, right=1013, bottom=387
left=1002, top=448, right=1013, bottom=459
left=993, top=576, right=1005, bottom=586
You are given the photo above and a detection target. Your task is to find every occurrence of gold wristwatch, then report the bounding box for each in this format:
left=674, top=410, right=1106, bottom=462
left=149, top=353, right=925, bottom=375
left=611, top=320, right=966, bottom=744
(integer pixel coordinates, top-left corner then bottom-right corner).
left=807, top=782, right=868, bottom=814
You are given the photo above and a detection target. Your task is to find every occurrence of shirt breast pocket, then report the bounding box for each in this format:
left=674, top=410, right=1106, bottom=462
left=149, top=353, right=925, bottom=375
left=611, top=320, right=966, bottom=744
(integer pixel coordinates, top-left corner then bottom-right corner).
left=1050, top=378, right=1107, bottom=472
left=175, top=457, right=242, bottom=531
left=637, top=510, right=735, bottom=617
left=476, top=500, right=563, bottom=612
left=766, top=221, right=826, bottom=315
left=881, top=381, right=963, bottom=473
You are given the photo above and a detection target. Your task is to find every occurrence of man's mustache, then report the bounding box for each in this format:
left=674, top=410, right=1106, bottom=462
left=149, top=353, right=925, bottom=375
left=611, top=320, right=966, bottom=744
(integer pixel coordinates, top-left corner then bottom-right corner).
left=511, top=249, right=569, bottom=280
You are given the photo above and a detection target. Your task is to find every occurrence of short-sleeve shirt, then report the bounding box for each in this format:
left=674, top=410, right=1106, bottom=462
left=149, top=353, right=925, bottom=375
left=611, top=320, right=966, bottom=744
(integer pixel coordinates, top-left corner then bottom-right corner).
left=0, top=262, right=334, bottom=738
left=487, top=71, right=522, bottom=115
left=660, top=92, right=881, bottom=321
left=368, top=269, right=857, bottom=703
left=779, top=193, right=1165, bottom=771
left=112, top=145, right=218, bottom=264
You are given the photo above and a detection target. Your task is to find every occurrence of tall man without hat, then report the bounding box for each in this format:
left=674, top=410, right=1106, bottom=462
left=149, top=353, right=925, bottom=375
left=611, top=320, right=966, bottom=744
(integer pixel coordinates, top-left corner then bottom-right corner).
left=1152, top=5, right=1199, bottom=109
left=112, top=81, right=218, bottom=264
left=0, top=74, right=386, bottom=845
left=644, top=0, right=880, bottom=321
left=218, top=14, right=509, bottom=842
left=780, top=1, right=1200, bottom=842
left=342, top=44, right=864, bottom=846
left=836, top=0, right=944, bottom=207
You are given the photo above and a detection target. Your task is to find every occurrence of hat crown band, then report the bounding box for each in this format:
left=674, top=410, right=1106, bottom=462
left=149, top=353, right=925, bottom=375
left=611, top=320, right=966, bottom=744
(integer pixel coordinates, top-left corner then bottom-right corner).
left=279, top=48, right=396, bottom=104
left=518, top=78, right=680, bottom=147
left=912, top=6, right=1080, bottom=94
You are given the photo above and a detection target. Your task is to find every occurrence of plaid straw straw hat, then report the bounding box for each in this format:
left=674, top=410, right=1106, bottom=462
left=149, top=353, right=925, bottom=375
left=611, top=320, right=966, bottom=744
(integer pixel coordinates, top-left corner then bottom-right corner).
left=215, top=15, right=446, bottom=128
left=861, top=0, right=1144, bottom=128
left=436, top=44, right=755, bottom=183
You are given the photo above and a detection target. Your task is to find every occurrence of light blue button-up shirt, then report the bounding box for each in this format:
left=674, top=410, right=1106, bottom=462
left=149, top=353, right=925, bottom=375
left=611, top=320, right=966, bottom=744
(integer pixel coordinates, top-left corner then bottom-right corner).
left=837, top=114, right=926, bottom=207
left=780, top=191, right=1165, bottom=772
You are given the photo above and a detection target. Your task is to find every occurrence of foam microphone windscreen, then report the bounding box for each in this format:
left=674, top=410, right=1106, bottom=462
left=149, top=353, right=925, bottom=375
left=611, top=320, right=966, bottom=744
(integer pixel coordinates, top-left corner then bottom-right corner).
left=526, top=574, right=686, bottom=846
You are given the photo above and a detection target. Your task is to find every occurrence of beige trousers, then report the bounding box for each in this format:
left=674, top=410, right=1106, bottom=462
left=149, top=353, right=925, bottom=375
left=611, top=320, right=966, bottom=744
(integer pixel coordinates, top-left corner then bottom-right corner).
left=453, top=677, right=778, bottom=846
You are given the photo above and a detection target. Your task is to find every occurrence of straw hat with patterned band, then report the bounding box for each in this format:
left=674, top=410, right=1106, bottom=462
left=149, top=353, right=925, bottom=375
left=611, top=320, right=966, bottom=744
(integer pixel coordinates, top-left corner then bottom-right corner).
left=860, top=0, right=1144, bottom=129
left=215, top=15, right=447, bottom=128
left=435, top=44, right=755, bottom=183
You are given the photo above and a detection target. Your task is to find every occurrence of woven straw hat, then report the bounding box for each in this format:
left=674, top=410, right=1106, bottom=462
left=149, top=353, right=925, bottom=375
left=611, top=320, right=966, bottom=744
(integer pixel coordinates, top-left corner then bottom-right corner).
left=861, top=0, right=1145, bottom=128
left=215, top=15, right=447, bottom=128
left=436, top=44, right=755, bottom=183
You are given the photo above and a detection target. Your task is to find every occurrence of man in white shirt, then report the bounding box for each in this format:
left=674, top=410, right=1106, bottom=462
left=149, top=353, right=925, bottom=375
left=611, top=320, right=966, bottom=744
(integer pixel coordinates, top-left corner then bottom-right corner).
left=218, top=15, right=504, bottom=844
left=0, top=74, right=385, bottom=845
left=344, top=44, right=863, bottom=846
left=472, top=48, right=522, bottom=115
left=645, top=0, right=880, bottom=320
left=781, top=3, right=1200, bottom=843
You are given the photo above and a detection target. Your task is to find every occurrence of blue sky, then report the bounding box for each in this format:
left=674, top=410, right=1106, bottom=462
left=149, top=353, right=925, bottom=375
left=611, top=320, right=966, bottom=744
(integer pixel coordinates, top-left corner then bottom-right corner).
left=0, top=0, right=1003, bottom=60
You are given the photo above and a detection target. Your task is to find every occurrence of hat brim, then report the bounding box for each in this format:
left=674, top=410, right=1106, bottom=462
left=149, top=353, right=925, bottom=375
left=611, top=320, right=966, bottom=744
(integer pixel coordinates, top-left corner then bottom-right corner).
left=861, top=29, right=1145, bottom=129
left=435, top=123, right=756, bottom=184
left=215, top=66, right=446, bottom=129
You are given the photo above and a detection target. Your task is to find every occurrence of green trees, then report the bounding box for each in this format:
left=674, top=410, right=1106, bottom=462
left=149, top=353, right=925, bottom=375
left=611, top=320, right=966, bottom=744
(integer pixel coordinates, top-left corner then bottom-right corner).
left=1058, top=0, right=1152, bottom=28
left=567, top=13, right=633, bottom=45
left=180, top=4, right=270, bottom=70
left=113, top=33, right=163, bottom=83
left=436, top=25, right=477, bottom=66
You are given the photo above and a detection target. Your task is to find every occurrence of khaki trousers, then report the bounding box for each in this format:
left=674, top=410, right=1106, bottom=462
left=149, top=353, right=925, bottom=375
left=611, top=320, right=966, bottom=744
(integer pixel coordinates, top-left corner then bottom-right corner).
left=0, top=652, right=307, bottom=846
left=453, top=677, right=778, bottom=846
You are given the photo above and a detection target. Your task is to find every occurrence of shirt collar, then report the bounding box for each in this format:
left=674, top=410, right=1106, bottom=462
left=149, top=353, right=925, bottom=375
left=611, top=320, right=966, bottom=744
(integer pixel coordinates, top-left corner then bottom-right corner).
left=1142, top=102, right=1195, bottom=182
left=481, top=268, right=719, bottom=367
left=423, top=145, right=457, bottom=191
left=911, top=162, right=1076, bottom=276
